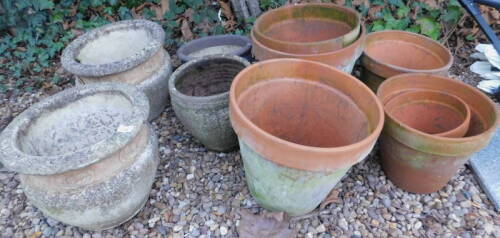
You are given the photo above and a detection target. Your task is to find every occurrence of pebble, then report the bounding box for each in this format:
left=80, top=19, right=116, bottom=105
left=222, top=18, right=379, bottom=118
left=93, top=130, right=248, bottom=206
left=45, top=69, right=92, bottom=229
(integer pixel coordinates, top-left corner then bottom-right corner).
left=220, top=226, right=228, bottom=236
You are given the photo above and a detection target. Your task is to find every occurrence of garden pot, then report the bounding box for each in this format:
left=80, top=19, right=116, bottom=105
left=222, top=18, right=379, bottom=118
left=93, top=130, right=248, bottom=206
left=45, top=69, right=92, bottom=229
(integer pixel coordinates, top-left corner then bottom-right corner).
left=169, top=55, right=250, bottom=151
left=251, top=25, right=365, bottom=73
left=252, top=3, right=360, bottom=54
left=0, top=83, right=159, bottom=230
left=361, top=30, right=453, bottom=91
left=384, top=90, right=471, bottom=138
left=377, top=73, right=499, bottom=194
left=229, top=59, right=384, bottom=216
left=177, top=35, right=252, bottom=62
left=61, top=19, right=172, bottom=121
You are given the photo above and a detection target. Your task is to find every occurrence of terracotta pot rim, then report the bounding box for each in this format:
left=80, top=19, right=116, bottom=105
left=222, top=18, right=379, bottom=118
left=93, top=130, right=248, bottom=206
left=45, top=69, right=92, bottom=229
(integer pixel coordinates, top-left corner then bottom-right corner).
left=177, top=34, right=252, bottom=62
left=252, top=3, right=361, bottom=48
left=363, top=30, right=453, bottom=75
left=251, top=24, right=366, bottom=57
left=230, top=58, right=384, bottom=154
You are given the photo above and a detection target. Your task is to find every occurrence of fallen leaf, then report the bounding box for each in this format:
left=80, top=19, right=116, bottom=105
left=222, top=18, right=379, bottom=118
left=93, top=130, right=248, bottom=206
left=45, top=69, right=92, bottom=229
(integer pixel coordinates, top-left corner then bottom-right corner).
left=160, top=0, right=170, bottom=15
left=219, top=0, right=234, bottom=20
left=237, top=209, right=297, bottom=238
left=28, top=232, right=41, bottom=238
left=320, top=189, right=341, bottom=209
left=181, top=19, right=193, bottom=40
left=131, top=7, right=141, bottom=19
left=183, top=8, right=195, bottom=21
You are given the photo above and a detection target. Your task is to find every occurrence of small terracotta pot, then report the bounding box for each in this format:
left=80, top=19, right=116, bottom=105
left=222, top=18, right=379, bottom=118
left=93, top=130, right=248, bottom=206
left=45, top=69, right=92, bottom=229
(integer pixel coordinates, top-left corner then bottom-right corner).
left=177, top=35, right=252, bottom=62
left=230, top=59, right=384, bottom=215
left=251, top=25, right=365, bottom=73
left=361, top=30, right=453, bottom=91
left=252, top=3, right=360, bottom=54
left=377, top=73, right=499, bottom=194
left=385, top=90, right=471, bottom=138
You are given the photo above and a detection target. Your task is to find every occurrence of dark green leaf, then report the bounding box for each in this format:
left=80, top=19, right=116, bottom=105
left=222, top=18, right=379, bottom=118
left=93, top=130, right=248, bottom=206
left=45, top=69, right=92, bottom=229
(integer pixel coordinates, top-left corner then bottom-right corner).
left=417, top=17, right=441, bottom=40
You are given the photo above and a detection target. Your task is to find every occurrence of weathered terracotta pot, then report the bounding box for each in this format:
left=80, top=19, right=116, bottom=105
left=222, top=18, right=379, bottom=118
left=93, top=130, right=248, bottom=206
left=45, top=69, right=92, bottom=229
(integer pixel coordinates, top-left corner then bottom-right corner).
left=252, top=3, right=360, bottom=54
left=230, top=59, right=384, bottom=216
left=61, top=20, right=172, bottom=121
left=169, top=55, right=250, bottom=151
left=361, top=30, right=453, bottom=91
left=177, top=35, right=252, bottom=62
left=0, top=83, right=159, bottom=230
left=251, top=25, right=365, bottom=73
left=378, top=73, right=499, bottom=194
left=385, top=90, right=471, bottom=138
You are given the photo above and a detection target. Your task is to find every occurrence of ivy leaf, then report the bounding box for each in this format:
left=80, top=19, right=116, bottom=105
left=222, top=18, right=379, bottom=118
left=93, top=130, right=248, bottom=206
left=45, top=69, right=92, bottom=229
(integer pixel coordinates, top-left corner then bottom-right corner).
left=34, top=0, right=55, bottom=11
left=406, top=24, right=421, bottom=33
left=417, top=17, right=440, bottom=40
left=118, top=6, right=132, bottom=20
left=370, top=19, right=385, bottom=32
left=442, top=6, right=462, bottom=24
left=396, top=6, right=410, bottom=19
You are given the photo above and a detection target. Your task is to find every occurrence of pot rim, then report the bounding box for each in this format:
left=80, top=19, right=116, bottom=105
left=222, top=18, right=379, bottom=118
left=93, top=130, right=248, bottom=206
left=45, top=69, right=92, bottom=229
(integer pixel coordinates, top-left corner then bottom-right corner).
left=177, top=35, right=252, bottom=62
left=0, top=82, right=150, bottom=175
left=169, top=54, right=250, bottom=106
left=61, top=20, right=165, bottom=77
left=230, top=58, right=384, bottom=171
left=252, top=3, right=361, bottom=49
left=362, top=30, right=453, bottom=76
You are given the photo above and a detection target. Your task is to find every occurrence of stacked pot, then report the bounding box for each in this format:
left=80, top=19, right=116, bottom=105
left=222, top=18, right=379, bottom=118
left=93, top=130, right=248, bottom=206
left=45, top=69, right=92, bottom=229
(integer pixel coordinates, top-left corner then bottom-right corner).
left=251, top=3, right=364, bottom=73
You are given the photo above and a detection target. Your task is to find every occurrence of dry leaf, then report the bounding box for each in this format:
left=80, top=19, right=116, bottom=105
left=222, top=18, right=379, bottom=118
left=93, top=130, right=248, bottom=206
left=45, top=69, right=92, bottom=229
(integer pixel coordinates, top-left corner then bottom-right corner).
left=161, top=0, right=170, bottom=15
left=27, top=232, right=41, bottom=238
left=181, top=19, right=193, bottom=40
left=131, top=7, right=141, bottom=19
left=219, top=0, right=234, bottom=20
left=184, top=8, right=195, bottom=21
left=238, top=209, right=297, bottom=238
left=320, top=189, right=341, bottom=209
left=368, top=5, right=383, bottom=19
left=152, top=5, right=163, bottom=20
left=421, top=0, right=438, bottom=9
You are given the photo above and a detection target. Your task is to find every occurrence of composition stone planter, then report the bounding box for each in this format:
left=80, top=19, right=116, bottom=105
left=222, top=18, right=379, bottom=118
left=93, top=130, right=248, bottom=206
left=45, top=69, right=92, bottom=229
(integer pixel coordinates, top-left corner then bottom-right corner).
left=229, top=59, right=384, bottom=216
left=0, top=83, right=159, bottom=230
left=177, top=35, right=252, bottom=62
left=61, top=19, right=172, bottom=121
left=377, top=73, right=499, bottom=194
left=169, top=55, right=250, bottom=151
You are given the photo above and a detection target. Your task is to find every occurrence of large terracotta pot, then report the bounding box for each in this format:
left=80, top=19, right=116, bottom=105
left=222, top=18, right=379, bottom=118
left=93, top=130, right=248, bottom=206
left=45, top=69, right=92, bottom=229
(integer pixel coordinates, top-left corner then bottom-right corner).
left=252, top=3, right=360, bottom=54
left=0, top=83, right=159, bottom=230
left=169, top=55, right=250, bottom=151
left=377, top=73, right=499, bottom=194
left=61, top=20, right=172, bottom=121
left=251, top=26, right=365, bottom=73
left=361, top=30, right=453, bottom=91
left=230, top=59, right=384, bottom=216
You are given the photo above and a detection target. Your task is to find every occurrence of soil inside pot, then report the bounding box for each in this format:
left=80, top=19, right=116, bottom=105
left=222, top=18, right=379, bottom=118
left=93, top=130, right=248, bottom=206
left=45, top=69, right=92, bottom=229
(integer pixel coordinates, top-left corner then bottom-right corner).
left=238, top=78, right=369, bottom=148
left=188, top=45, right=243, bottom=58
left=264, top=19, right=351, bottom=43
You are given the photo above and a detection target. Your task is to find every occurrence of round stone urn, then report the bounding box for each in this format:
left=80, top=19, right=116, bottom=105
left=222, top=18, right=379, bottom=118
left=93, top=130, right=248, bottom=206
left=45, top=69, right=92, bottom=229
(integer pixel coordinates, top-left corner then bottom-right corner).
left=61, top=19, right=172, bottom=121
left=0, top=83, right=159, bottom=230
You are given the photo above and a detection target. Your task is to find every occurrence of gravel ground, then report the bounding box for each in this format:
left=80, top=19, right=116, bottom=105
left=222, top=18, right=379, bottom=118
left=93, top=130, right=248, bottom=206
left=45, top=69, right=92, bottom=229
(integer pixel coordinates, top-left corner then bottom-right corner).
left=1, top=61, right=499, bottom=238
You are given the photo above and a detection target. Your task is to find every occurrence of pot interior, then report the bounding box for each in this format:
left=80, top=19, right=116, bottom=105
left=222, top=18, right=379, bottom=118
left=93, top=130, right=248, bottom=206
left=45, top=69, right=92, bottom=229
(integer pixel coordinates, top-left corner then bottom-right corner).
left=175, top=58, right=247, bottom=97
left=264, top=18, right=351, bottom=43
left=77, top=28, right=153, bottom=65
left=17, top=92, right=135, bottom=156
left=238, top=78, right=369, bottom=147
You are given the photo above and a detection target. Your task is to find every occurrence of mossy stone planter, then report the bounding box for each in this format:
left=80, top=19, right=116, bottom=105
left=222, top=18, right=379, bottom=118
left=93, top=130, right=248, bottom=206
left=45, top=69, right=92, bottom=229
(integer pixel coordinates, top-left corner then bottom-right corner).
left=177, top=35, right=252, bottom=62
left=169, top=55, right=250, bottom=151
left=0, top=83, right=159, bottom=230
left=61, top=19, right=172, bottom=121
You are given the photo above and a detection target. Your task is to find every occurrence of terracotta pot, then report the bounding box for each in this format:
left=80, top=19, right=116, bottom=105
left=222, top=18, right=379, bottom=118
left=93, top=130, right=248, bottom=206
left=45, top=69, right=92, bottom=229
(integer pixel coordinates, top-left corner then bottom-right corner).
left=251, top=25, right=365, bottom=73
left=177, top=35, right=252, bottom=62
left=361, top=30, right=453, bottom=91
left=252, top=3, right=360, bottom=54
left=384, top=90, right=471, bottom=138
left=169, top=55, right=250, bottom=151
left=377, top=73, right=499, bottom=194
left=61, top=20, right=172, bottom=121
left=230, top=59, right=384, bottom=215
left=0, top=83, right=158, bottom=230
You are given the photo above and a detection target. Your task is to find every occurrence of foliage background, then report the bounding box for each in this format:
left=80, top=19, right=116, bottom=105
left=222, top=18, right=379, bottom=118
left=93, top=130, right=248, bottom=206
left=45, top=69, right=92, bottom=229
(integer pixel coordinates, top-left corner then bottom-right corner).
left=0, top=0, right=498, bottom=92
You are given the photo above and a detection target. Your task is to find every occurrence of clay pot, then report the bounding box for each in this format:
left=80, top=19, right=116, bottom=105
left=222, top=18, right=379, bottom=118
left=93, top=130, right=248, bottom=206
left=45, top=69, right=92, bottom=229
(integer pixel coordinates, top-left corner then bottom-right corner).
left=361, top=30, right=453, bottom=91
left=169, top=55, right=250, bottom=151
left=378, top=73, right=499, bottom=194
left=61, top=20, right=172, bottom=121
left=385, top=90, right=471, bottom=138
left=251, top=25, right=365, bottom=73
left=177, top=35, right=252, bottom=62
left=0, top=83, right=159, bottom=230
left=229, top=59, right=384, bottom=215
left=252, top=3, right=360, bottom=54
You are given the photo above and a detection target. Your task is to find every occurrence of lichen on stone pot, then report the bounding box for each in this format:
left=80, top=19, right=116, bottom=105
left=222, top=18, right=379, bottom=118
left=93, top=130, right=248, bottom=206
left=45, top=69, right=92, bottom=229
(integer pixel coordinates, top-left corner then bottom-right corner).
left=377, top=73, right=499, bottom=194
left=229, top=59, right=384, bottom=216
left=169, top=55, right=250, bottom=151
left=177, top=35, right=252, bottom=62
left=360, top=30, right=453, bottom=92
left=61, top=19, right=172, bottom=121
left=0, top=83, right=159, bottom=230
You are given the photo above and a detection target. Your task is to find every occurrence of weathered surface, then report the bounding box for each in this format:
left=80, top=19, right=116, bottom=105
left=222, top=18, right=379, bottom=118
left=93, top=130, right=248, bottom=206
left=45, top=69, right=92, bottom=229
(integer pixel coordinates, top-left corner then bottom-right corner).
left=230, top=0, right=261, bottom=22
left=177, top=35, right=252, bottom=62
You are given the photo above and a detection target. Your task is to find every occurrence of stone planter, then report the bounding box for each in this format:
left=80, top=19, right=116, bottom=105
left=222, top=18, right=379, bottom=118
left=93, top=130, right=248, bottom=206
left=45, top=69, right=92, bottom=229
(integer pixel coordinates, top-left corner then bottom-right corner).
left=61, top=19, right=172, bottom=121
left=253, top=3, right=360, bottom=54
left=229, top=59, right=384, bottom=216
left=177, top=35, right=252, bottom=62
left=361, top=30, right=453, bottom=91
left=377, top=73, right=499, bottom=193
left=0, top=83, right=159, bottom=230
left=169, top=55, right=250, bottom=151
